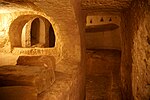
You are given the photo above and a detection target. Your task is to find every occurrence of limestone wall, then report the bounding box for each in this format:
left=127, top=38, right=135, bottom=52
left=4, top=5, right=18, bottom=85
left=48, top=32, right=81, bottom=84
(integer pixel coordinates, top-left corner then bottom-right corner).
left=70, top=0, right=86, bottom=99
left=0, top=0, right=82, bottom=73
left=131, top=1, right=150, bottom=99
left=0, top=1, right=84, bottom=100
left=86, top=49, right=121, bottom=75
left=121, top=0, right=150, bottom=99
left=120, top=8, right=133, bottom=100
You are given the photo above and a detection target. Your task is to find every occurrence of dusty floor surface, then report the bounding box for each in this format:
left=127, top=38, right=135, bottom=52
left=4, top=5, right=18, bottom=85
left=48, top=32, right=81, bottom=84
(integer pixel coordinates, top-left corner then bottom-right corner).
left=86, top=49, right=122, bottom=100
left=86, top=74, right=112, bottom=100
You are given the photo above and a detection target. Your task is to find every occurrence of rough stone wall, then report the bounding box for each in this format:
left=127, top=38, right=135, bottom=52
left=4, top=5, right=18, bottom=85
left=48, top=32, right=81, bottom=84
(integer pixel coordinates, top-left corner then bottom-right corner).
left=86, top=49, right=121, bottom=75
left=32, top=1, right=81, bottom=73
left=121, top=0, right=150, bottom=99
left=81, top=0, right=132, bottom=11
left=70, top=0, right=86, bottom=99
left=0, top=1, right=84, bottom=100
left=120, top=8, right=133, bottom=100
left=131, top=0, right=150, bottom=100
left=0, top=1, right=81, bottom=73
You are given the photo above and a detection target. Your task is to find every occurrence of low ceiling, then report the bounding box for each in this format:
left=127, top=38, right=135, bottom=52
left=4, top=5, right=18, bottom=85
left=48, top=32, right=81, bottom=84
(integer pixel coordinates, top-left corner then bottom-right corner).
left=81, top=0, right=132, bottom=10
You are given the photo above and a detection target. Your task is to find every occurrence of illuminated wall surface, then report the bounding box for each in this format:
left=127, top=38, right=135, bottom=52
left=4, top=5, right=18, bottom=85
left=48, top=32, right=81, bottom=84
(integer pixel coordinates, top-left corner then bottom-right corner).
left=0, top=0, right=150, bottom=100
left=85, top=14, right=121, bottom=50
left=0, top=1, right=84, bottom=100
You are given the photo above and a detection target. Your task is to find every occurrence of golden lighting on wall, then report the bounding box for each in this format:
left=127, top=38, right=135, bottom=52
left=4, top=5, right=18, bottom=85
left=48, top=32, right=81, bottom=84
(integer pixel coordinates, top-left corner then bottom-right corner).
left=0, top=31, right=4, bottom=37
left=0, top=16, right=9, bottom=37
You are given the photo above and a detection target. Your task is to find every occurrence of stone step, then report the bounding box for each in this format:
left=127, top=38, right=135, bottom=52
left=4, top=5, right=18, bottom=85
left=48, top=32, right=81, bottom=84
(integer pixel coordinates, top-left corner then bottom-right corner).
left=0, top=65, right=55, bottom=93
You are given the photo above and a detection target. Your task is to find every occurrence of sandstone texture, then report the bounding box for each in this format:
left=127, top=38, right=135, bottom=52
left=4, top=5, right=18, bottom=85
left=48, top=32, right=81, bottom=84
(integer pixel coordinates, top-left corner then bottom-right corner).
left=86, top=49, right=122, bottom=100
left=2, top=0, right=150, bottom=100
left=0, top=0, right=84, bottom=99
left=0, top=65, right=55, bottom=93
left=121, top=0, right=150, bottom=99
left=38, top=72, right=73, bottom=100
left=17, top=55, right=56, bottom=70
left=0, top=86, right=37, bottom=100
left=82, top=0, right=132, bottom=10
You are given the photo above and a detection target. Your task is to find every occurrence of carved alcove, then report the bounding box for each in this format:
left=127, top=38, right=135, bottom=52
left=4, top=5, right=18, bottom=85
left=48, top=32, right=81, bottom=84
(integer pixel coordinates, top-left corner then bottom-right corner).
left=21, top=16, right=55, bottom=48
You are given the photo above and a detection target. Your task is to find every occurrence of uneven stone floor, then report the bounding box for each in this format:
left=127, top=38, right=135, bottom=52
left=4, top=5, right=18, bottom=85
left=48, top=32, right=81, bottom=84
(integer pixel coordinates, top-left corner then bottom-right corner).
left=86, top=74, right=112, bottom=100
left=86, top=49, right=122, bottom=100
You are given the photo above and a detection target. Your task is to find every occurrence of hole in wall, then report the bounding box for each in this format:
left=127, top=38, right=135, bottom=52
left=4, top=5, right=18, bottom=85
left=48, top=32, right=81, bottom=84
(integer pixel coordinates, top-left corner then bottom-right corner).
left=100, top=17, right=104, bottom=22
left=147, top=36, right=150, bottom=45
left=90, top=19, right=92, bottom=23
left=109, top=18, right=112, bottom=22
left=49, top=24, right=55, bottom=47
left=30, top=17, right=55, bottom=48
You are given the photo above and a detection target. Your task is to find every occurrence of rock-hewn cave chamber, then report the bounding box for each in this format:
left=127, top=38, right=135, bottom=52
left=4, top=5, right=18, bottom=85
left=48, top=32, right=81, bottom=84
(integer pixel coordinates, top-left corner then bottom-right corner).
left=0, top=0, right=150, bottom=100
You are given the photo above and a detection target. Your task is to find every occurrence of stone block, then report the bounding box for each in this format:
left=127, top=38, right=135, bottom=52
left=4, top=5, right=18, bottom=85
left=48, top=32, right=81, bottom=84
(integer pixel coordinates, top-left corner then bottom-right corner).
left=0, top=86, right=37, bottom=100
left=17, top=55, right=56, bottom=70
left=38, top=72, right=73, bottom=100
left=0, top=65, right=55, bottom=93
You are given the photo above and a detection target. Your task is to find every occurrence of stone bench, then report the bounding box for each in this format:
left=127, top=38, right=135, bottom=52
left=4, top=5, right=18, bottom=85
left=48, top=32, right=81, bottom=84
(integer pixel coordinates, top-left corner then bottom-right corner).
left=17, top=55, right=56, bottom=70
left=0, top=86, right=37, bottom=100
left=0, top=55, right=56, bottom=99
left=0, top=65, right=55, bottom=94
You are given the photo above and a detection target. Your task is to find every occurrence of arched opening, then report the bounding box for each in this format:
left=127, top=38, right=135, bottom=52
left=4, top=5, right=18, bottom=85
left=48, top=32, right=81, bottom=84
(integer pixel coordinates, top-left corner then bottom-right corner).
left=0, top=2, right=83, bottom=100
left=9, top=15, right=56, bottom=49
left=28, top=17, right=55, bottom=48
left=31, top=18, right=40, bottom=46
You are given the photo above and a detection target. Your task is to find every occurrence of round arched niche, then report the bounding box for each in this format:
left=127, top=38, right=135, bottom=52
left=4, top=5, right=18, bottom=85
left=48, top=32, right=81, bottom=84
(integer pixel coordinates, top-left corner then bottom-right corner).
left=9, top=15, right=56, bottom=49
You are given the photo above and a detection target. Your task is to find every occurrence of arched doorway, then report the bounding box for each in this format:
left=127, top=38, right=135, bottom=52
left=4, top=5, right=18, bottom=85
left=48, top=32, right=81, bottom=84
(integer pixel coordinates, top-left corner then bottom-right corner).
left=30, top=18, right=40, bottom=46
left=11, top=16, right=56, bottom=48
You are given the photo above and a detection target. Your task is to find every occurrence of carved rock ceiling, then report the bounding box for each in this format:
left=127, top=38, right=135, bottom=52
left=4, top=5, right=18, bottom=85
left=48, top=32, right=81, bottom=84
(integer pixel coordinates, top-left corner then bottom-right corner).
left=82, top=0, right=132, bottom=10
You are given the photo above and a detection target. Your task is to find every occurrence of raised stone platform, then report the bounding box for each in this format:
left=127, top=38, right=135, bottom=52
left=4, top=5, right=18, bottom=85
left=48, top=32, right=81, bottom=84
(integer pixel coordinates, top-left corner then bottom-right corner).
left=38, top=72, right=74, bottom=100
left=0, top=65, right=55, bottom=94
left=0, top=86, right=37, bottom=100
left=17, top=55, right=56, bottom=69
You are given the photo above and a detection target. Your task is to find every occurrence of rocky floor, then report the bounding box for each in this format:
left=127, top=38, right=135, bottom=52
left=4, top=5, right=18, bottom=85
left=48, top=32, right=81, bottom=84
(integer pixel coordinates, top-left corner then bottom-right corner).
left=86, top=74, right=112, bottom=100
left=86, top=49, right=122, bottom=100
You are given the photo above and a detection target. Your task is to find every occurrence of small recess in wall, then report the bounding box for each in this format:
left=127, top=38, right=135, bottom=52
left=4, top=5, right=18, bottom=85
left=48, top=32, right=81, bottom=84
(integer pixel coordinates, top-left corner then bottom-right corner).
left=90, top=19, right=92, bottom=23
left=109, top=18, right=112, bottom=22
left=100, top=17, right=104, bottom=22
left=147, top=36, right=150, bottom=45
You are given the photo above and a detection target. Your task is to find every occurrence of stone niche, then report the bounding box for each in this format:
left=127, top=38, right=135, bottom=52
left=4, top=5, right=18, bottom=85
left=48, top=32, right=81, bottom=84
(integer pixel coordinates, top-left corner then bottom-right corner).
left=14, top=16, right=55, bottom=48
left=85, top=13, right=121, bottom=50
left=0, top=2, right=58, bottom=56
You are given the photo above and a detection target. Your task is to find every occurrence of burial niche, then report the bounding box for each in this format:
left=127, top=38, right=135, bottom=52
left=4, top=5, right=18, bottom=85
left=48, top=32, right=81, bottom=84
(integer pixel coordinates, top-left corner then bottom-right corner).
left=29, top=17, right=55, bottom=48
left=18, top=16, right=55, bottom=48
